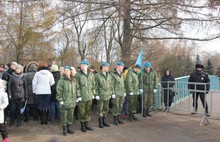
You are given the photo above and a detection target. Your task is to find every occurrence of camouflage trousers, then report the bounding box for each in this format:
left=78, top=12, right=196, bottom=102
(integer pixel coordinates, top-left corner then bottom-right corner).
left=78, top=100, right=92, bottom=122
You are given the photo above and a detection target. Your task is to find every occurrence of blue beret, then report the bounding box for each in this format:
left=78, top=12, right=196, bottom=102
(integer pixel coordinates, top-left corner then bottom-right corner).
left=81, top=60, right=89, bottom=65
left=144, top=61, right=151, bottom=68
left=101, top=62, right=110, bottom=66
left=64, top=66, right=71, bottom=70
left=116, top=62, right=124, bottom=66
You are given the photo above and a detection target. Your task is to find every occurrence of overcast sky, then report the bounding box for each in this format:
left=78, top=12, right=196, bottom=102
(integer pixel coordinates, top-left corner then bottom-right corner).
left=199, top=39, right=220, bottom=53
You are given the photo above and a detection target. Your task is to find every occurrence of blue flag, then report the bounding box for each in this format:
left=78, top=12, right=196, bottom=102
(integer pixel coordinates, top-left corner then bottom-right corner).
left=135, top=49, right=142, bottom=68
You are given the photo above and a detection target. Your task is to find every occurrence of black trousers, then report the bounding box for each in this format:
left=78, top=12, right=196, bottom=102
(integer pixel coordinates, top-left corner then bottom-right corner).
left=163, top=90, right=174, bottom=108
left=192, top=92, right=208, bottom=112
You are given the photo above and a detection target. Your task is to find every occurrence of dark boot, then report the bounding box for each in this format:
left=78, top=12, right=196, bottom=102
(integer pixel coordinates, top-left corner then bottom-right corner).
left=67, top=124, right=74, bottom=134
left=45, top=109, right=49, bottom=124
left=143, top=109, right=147, bottom=118
left=0, top=124, right=8, bottom=140
left=117, top=115, right=124, bottom=124
left=129, top=114, right=134, bottom=122
left=205, top=109, right=210, bottom=117
left=98, top=117, right=104, bottom=128
left=80, top=122, right=87, bottom=132
left=191, top=109, right=198, bottom=115
left=63, top=126, right=67, bottom=136
left=38, top=109, right=44, bottom=124
left=113, top=116, right=119, bottom=125
left=16, top=118, right=21, bottom=127
left=102, top=117, right=110, bottom=127
left=146, top=109, right=152, bottom=117
left=85, top=122, right=94, bottom=131
left=132, top=114, right=138, bottom=121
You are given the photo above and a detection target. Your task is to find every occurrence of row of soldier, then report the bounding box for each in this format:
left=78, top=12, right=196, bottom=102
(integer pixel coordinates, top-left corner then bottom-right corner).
left=0, top=60, right=158, bottom=136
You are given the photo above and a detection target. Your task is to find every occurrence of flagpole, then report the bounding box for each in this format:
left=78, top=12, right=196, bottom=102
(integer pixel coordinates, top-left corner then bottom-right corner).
left=141, top=47, right=144, bottom=117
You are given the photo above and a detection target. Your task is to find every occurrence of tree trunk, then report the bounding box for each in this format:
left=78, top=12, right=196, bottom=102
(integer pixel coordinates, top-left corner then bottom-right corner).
left=121, top=0, right=132, bottom=66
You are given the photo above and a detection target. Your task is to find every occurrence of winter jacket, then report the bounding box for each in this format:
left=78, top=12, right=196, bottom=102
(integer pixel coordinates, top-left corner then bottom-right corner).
left=76, top=70, right=95, bottom=101
left=8, top=72, right=26, bottom=102
left=140, top=68, right=158, bottom=93
left=51, top=71, right=60, bottom=102
left=32, top=68, right=55, bottom=95
left=95, top=72, right=113, bottom=101
left=56, top=75, right=77, bottom=108
left=188, top=70, right=210, bottom=92
left=25, top=62, right=38, bottom=104
left=110, top=70, right=125, bottom=96
left=161, top=71, right=175, bottom=96
left=125, top=68, right=139, bottom=95
left=0, top=92, right=8, bottom=123
left=161, top=73, right=175, bottom=89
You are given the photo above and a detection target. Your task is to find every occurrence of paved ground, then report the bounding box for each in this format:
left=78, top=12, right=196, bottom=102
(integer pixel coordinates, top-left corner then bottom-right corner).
left=8, top=110, right=220, bottom=142
left=7, top=91, right=220, bottom=142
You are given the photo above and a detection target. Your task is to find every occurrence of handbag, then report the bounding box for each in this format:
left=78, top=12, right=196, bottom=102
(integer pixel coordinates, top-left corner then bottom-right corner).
left=169, top=88, right=176, bottom=97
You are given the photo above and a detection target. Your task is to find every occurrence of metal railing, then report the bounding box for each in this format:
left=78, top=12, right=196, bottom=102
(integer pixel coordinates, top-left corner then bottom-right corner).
left=154, top=75, right=219, bottom=126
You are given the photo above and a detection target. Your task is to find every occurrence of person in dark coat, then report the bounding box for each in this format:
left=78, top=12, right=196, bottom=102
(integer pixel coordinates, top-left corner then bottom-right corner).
left=24, top=62, right=38, bottom=122
left=188, top=62, right=210, bottom=116
left=1, top=62, right=17, bottom=123
left=2, top=62, right=17, bottom=82
left=161, top=69, right=175, bottom=112
left=50, top=64, right=61, bottom=122
left=8, top=64, right=26, bottom=127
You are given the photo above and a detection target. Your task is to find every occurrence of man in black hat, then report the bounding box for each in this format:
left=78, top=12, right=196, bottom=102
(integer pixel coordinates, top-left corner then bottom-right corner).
left=188, top=62, right=210, bottom=116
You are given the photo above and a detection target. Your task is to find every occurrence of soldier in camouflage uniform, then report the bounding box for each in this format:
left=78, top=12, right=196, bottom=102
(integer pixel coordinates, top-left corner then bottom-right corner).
left=95, top=62, right=112, bottom=128
left=140, top=61, right=158, bottom=117
left=56, top=66, right=78, bottom=136
left=111, top=62, right=126, bottom=125
left=125, top=65, right=140, bottom=121
left=76, top=60, right=95, bottom=132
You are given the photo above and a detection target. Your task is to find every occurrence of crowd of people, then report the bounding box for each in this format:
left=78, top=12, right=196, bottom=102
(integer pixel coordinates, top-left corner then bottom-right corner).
left=0, top=59, right=210, bottom=141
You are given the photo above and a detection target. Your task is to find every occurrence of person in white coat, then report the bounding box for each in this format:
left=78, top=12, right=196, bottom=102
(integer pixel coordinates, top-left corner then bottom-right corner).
left=0, top=79, right=9, bottom=142
left=32, top=61, right=55, bottom=124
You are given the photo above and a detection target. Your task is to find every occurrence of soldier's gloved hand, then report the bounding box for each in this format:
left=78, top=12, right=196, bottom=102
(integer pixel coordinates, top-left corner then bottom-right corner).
left=93, top=95, right=95, bottom=99
left=139, top=89, right=143, bottom=94
left=95, top=96, right=100, bottom=100
left=60, top=101, right=64, bottom=105
left=129, top=92, right=134, bottom=96
left=123, top=93, right=126, bottom=97
left=76, top=97, right=82, bottom=103
left=112, top=94, right=116, bottom=99
left=153, top=89, right=157, bottom=93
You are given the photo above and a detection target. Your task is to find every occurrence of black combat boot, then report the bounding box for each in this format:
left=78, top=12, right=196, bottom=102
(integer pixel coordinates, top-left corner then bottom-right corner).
left=63, top=126, right=67, bottom=136
left=114, top=116, right=119, bottom=125
left=98, top=117, right=104, bottom=128
left=80, top=122, right=87, bottom=132
left=102, top=117, right=110, bottom=127
left=85, top=122, right=94, bottom=131
left=67, top=124, right=74, bottom=134
left=117, top=115, right=124, bottom=124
